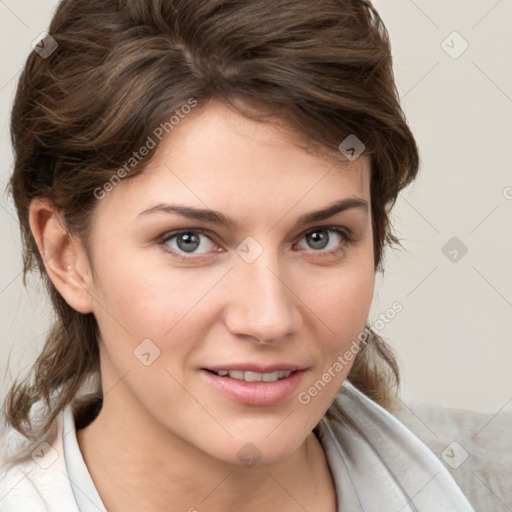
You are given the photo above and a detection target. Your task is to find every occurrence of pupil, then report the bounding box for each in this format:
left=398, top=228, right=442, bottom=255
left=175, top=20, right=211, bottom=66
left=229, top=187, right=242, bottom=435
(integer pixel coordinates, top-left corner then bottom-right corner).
left=177, top=232, right=200, bottom=252
left=308, top=230, right=328, bottom=250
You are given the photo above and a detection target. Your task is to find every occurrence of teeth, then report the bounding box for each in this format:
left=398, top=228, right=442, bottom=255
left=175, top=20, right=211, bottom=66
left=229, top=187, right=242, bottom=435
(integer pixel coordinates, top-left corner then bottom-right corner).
left=262, top=371, right=279, bottom=382
left=213, top=370, right=293, bottom=382
left=244, top=371, right=263, bottom=382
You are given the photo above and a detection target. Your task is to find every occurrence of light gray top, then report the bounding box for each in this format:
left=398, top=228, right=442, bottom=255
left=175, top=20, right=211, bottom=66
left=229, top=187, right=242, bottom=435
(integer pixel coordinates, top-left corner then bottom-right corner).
left=62, top=405, right=106, bottom=512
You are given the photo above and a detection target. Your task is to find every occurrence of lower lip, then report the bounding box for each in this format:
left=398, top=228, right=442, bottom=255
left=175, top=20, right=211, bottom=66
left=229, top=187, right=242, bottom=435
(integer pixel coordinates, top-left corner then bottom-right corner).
left=201, top=370, right=305, bottom=406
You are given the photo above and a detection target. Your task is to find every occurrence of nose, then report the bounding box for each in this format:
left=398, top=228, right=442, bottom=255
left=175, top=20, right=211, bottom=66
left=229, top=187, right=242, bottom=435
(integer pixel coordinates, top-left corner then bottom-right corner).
left=223, top=249, right=302, bottom=344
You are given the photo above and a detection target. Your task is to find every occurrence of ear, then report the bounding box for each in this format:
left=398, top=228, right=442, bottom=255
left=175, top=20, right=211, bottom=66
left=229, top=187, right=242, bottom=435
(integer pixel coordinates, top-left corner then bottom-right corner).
left=29, top=197, right=95, bottom=314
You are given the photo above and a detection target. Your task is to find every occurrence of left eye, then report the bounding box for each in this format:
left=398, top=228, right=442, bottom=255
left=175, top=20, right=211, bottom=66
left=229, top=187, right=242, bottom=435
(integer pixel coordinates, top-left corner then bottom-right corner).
left=295, top=228, right=350, bottom=252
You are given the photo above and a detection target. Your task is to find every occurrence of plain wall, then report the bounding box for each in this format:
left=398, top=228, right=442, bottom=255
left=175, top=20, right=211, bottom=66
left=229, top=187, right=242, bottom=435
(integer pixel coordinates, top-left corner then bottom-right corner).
left=0, top=0, right=511, bottom=413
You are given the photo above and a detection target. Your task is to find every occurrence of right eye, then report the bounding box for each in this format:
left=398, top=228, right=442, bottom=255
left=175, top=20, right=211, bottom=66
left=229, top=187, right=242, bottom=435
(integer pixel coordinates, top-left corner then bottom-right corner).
left=160, top=228, right=221, bottom=259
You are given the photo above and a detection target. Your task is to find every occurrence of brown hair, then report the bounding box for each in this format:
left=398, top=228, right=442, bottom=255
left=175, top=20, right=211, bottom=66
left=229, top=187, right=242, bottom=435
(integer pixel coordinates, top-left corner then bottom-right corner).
left=3, top=0, right=419, bottom=449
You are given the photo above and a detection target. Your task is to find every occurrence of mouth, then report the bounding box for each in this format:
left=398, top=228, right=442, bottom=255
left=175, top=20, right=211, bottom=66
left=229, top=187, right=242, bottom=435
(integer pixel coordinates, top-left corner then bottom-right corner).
left=204, top=369, right=293, bottom=382
left=200, top=365, right=306, bottom=406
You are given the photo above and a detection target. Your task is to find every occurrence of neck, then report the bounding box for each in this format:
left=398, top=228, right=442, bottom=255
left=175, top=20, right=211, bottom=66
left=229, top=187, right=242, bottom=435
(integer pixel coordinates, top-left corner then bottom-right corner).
left=76, top=394, right=336, bottom=512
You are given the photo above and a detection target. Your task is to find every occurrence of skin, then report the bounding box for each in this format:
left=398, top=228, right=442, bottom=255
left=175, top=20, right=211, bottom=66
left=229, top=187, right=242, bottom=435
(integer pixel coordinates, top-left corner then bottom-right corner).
left=29, top=99, right=375, bottom=512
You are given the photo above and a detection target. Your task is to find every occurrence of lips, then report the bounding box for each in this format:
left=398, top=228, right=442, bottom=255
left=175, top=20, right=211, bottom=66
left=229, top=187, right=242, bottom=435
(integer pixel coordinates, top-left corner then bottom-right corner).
left=205, top=369, right=293, bottom=382
left=201, top=364, right=306, bottom=406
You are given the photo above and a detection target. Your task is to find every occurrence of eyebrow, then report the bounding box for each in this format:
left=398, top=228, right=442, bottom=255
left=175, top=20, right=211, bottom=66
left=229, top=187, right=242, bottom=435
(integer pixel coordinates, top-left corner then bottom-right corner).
left=137, top=197, right=369, bottom=230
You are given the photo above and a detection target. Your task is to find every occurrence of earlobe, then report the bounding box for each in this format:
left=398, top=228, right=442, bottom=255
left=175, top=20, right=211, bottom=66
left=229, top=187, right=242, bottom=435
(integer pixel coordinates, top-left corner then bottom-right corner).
left=29, top=197, right=95, bottom=314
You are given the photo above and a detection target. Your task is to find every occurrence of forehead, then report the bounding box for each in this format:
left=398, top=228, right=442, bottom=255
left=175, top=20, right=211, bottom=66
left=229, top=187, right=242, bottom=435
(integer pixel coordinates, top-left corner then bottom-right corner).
left=95, top=100, right=371, bottom=220
left=158, top=99, right=368, bottom=170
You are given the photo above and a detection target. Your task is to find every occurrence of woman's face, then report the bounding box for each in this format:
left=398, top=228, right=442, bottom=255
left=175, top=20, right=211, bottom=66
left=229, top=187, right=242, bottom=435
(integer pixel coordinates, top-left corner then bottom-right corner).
left=85, top=99, right=375, bottom=465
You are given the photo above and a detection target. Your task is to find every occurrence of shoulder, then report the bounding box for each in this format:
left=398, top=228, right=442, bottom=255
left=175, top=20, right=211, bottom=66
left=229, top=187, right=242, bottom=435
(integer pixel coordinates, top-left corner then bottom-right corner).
left=390, top=398, right=512, bottom=512
left=0, top=401, right=78, bottom=512
left=317, top=381, right=477, bottom=511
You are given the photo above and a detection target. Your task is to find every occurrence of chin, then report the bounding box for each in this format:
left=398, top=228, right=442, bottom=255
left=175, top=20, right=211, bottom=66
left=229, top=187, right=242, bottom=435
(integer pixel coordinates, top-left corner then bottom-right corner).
left=222, top=430, right=307, bottom=468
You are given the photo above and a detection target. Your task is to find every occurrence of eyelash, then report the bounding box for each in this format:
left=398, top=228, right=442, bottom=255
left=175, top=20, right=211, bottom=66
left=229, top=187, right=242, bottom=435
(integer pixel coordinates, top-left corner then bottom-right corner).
left=159, top=226, right=355, bottom=261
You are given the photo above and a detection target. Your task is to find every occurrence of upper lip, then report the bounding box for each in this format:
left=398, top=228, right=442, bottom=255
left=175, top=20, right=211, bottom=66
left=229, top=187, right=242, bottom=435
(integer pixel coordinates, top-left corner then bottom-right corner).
left=203, top=364, right=306, bottom=373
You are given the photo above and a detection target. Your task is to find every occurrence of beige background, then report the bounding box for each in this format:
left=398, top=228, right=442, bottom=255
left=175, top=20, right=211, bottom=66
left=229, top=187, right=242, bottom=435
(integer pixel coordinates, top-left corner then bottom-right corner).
left=0, top=0, right=511, bottom=414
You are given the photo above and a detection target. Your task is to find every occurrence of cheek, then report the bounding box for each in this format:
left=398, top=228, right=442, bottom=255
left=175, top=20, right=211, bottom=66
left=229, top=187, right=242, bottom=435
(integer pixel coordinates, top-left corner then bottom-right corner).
left=321, top=267, right=373, bottom=314
left=308, top=248, right=375, bottom=338
left=295, top=261, right=374, bottom=421
left=301, top=245, right=374, bottom=395
left=89, top=249, right=221, bottom=363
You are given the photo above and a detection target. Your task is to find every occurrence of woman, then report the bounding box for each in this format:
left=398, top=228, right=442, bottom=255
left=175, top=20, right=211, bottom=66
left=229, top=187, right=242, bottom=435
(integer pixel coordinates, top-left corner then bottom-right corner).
left=0, top=0, right=475, bottom=510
